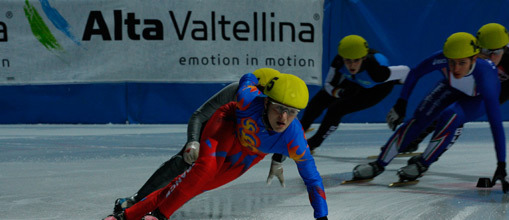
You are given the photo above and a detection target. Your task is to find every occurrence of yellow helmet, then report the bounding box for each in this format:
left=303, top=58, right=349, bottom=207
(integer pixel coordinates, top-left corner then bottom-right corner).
left=264, top=73, right=309, bottom=109
left=337, top=35, right=369, bottom=59
left=476, top=23, right=509, bottom=49
left=252, top=68, right=281, bottom=87
left=443, top=32, right=480, bottom=59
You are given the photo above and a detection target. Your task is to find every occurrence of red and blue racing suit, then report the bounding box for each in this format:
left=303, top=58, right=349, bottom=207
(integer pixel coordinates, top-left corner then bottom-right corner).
left=124, top=73, right=328, bottom=219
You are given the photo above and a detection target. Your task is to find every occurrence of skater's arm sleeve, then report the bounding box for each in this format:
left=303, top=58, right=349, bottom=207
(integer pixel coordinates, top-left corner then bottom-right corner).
left=365, top=53, right=409, bottom=84
left=187, top=83, right=239, bottom=143
left=476, top=62, right=506, bottom=163
left=323, top=67, right=339, bottom=96
left=236, top=73, right=261, bottom=110
left=386, top=65, right=411, bottom=84
left=400, top=51, right=447, bottom=101
left=295, top=153, right=328, bottom=218
left=286, top=124, right=328, bottom=218
left=324, top=56, right=344, bottom=96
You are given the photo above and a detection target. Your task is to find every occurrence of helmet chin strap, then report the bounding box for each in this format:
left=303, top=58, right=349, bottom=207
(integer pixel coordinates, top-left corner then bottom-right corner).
left=468, top=60, right=476, bottom=74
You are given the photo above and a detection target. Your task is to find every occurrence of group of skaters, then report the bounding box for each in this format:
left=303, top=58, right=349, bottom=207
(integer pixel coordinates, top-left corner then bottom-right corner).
left=103, top=23, right=509, bottom=220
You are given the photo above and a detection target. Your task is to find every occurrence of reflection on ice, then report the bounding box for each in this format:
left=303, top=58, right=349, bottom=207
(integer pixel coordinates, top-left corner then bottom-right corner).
left=1, top=123, right=508, bottom=219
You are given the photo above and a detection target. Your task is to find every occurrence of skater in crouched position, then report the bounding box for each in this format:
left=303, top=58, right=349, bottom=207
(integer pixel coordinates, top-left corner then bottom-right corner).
left=104, top=73, right=329, bottom=219
left=353, top=32, right=507, bottom=190
left=299, top=35, right=409, bottom=153
left=113, top=68, right=285, bottom=212
left=393, top=23, right=509, bottom=154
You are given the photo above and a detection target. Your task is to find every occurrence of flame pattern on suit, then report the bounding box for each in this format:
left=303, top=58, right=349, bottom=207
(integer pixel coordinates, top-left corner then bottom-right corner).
left=237, top=118, right=261, bottom=153
left=233, top=73, right=328, bottom=218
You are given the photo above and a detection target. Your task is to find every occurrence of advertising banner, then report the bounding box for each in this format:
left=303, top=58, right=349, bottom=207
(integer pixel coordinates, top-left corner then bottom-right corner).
left=0, top=0, right=323, bottom=85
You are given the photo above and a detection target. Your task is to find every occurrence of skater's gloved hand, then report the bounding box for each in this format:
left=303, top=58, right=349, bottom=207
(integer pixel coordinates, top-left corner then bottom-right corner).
left=266, top=159, right=285, bottom=187
left=331, top=87, right=346, bottom=98
left=386, top=98, right=407, bottom=131
left=491, top=162, right=509, bottom=193
left=183, top=141, right=200, bottom=165
left=331, top=85, right=359, bottom=99
left=316, top=216, right=328, bottom=220
left=272, top=153, right=287, bottom=163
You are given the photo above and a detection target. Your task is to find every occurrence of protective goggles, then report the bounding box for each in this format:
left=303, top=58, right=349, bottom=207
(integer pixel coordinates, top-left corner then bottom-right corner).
left=269, top=101, right=300, bottom=116
left=481, top=47, right=505, bottom=56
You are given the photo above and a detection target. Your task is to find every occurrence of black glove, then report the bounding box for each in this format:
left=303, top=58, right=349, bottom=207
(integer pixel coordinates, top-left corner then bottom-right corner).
left=331, top=87, right=346, bottom=98
left=386, top=98, right=407, bottom=131
left=491, top=162, right=509, bottom=193
left=316, top=217, right=328, bottom=220
left=331, top=79, right=360, bottom=99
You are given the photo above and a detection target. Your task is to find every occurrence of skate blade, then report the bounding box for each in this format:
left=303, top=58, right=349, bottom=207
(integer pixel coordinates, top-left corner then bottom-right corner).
left=367, top=152, right=422, bottom=159
left=341, top=178, right=373, bottom=185
left=388, top=180, right=419, bottom=187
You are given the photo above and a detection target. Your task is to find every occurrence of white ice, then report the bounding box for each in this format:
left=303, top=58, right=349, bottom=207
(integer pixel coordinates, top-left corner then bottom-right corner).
left=1, top=123, right=508, bottom=220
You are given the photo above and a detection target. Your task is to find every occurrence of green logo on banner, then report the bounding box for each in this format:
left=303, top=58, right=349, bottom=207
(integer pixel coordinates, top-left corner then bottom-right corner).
left=23, top=0, right=63, bottom=52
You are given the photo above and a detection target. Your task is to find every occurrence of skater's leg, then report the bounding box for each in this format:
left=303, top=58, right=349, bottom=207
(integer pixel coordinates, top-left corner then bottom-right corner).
left=305, top=104, right=344, bottom=150
left=124, top=103, right=237, bottom=220
left=404, top=120, right=437, bottom=153
left=378, top=83, right=466, bottom=166
left=133, top=146, right=190, bottom=202
left=308, top=83, right=394, bottom=150
left=114, top=146, right=191, bottom=213
left=299, top=89, right=336, bottom=131
left=206, top=150, right=266, bottom=190
left=155, top=132, right=266, bottom=218
left=420, top=98, right=484, bottom=166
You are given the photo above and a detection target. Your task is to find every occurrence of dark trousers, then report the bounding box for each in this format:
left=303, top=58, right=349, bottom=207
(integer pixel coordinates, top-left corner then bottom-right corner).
left=300, top=82, right=395, bottom=149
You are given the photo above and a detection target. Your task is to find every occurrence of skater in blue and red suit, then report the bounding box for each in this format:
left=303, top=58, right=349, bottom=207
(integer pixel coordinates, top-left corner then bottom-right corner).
left=112, top=68, right=285, bottom=212
left=352, top=32, right=508, bottom=192
left=104, top=73, right=329, bottom=220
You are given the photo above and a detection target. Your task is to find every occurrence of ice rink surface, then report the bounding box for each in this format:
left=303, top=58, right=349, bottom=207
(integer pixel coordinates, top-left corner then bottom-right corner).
left=1, top=122, right=509, bottom=220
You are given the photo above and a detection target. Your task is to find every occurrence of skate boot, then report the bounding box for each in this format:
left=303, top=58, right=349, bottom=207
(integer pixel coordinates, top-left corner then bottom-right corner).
left=397, top=156, right=428, bottom=181
left=353, top=161, right=385, bottom=180
left=103, top=211, right=125, bottom=220
left=142, top=209, right=168, bottom=220
left=114, top=196, right=136, bottom=213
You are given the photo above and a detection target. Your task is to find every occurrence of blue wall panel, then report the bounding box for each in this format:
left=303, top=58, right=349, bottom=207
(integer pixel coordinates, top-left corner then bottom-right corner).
left=2, top=0, right=509, bottom=124
left=127, top=83, right=227, bottom=124
left=0, top=84, right=126, bottom=124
